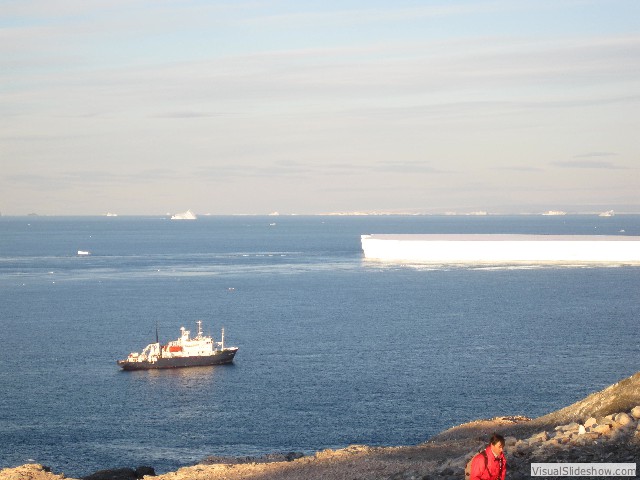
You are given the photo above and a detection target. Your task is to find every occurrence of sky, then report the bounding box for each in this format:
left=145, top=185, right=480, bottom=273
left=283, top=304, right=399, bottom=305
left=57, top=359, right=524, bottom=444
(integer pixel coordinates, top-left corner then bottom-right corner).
left=1, top=0, right=639, bottom=215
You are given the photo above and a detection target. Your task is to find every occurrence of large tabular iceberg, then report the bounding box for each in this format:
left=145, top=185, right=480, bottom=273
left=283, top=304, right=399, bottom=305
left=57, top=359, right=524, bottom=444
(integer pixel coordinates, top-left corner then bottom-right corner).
left=361, top=234, right=640, bottom=264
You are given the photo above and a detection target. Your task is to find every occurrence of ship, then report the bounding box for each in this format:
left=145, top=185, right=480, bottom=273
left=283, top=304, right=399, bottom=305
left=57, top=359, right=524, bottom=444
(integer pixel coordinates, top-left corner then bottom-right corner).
left=118, top=321, right=238, bottom=370
left=361, top=234, right=640, bottom=264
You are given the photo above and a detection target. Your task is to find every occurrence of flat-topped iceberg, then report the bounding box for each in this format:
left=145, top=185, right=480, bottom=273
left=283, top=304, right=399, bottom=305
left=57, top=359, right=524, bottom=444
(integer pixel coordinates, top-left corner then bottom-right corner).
left=361, top=234, right=640, bottom=264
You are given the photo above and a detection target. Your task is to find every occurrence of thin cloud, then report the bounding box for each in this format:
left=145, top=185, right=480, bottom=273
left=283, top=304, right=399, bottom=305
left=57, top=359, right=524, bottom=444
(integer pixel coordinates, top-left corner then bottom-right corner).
left=194, top=161, right=315, bottom=180
left=551, top=160, right=627, bottom=169
left=153, top=111, right=233, bottom=119
left=193, top=160, right=450, bottom=180
left=238, top=1, right=604, bottom=30
left=372, top=161, right=449, bottom=174
left=492, top=165, right=543, bottom=172
left=574, top=152, right=618, bottom=158
left=241, top=2, right=506, bottom=27
left=5, top=32, right=640, bottom=121
left=5, top=168, right=179, bottom=188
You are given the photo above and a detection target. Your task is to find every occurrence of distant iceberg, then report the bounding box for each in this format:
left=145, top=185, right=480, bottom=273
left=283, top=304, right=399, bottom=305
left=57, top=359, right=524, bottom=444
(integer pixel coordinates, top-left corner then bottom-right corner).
left=171, top=210, right=197, bottom=220
left=542, top=210, right=567, bottom=216
left=599, top=210, right=615, bottom=217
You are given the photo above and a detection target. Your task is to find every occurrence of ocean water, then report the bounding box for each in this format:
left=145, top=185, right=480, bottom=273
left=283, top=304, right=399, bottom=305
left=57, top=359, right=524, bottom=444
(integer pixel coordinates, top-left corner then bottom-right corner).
left=1, top=215, right=639, bottom=476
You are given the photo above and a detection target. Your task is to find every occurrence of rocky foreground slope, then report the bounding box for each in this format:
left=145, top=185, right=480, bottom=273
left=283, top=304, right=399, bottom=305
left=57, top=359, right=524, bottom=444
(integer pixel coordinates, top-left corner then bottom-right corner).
left=3, top=371, right=640, bottom=480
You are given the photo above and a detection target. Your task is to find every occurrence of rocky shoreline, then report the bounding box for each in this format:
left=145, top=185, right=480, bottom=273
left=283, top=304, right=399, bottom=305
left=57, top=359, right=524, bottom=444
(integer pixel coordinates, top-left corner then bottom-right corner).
left=3, top=371, right=640, bottom=480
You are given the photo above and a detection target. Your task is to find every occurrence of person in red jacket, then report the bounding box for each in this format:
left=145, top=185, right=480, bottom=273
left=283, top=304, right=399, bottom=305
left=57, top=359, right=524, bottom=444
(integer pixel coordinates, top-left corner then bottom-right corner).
left=469, top=433, right=506, bottom=480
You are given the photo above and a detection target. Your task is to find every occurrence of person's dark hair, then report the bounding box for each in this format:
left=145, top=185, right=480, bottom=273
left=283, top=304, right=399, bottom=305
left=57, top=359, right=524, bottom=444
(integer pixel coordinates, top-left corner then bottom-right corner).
left=490, top=433, right=505, bottom=447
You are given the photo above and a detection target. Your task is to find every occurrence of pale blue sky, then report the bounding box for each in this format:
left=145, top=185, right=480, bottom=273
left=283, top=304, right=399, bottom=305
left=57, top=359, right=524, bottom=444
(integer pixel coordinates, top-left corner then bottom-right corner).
left=1, top=0, right=639, bottom=215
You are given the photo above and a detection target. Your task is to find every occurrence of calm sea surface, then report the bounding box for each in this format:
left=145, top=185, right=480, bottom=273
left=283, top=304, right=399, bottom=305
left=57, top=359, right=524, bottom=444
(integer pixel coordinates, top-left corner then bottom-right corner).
left=1, top=215, right=639, bottom=476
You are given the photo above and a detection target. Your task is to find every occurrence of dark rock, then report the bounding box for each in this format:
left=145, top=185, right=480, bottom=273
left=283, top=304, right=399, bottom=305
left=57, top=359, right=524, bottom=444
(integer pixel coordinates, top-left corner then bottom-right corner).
left=82, top=468, right=137, bottom=480
left=283, top=452, right=304, bottom=462
left=134, top=466, right=155, bottom=478
left=202, top=451, right=304, bottom=465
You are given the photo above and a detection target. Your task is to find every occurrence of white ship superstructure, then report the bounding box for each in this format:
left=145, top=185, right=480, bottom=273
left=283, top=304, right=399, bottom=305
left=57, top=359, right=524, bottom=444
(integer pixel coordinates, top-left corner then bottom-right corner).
left=361, top=234, right=640, bottom=264
left=162, top=322, right=218, bottom=357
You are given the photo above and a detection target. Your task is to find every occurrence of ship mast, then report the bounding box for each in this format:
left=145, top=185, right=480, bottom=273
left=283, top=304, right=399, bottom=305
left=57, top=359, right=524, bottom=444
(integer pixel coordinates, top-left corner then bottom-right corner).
left=221, top=327, right=225, bottom=350
left=197, top=320, right=203, bottom=338
left=156, top=322, right=162, bottom=358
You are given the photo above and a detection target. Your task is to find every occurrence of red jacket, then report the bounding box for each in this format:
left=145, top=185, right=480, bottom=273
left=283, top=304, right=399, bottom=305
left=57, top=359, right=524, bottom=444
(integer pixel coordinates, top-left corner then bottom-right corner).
left=470, top=445, right=506, bottom=480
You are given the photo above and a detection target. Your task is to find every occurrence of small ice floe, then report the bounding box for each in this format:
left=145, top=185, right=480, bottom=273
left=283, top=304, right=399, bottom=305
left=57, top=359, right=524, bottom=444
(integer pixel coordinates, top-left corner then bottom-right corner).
left=77, top=250, right=91, bottom=256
